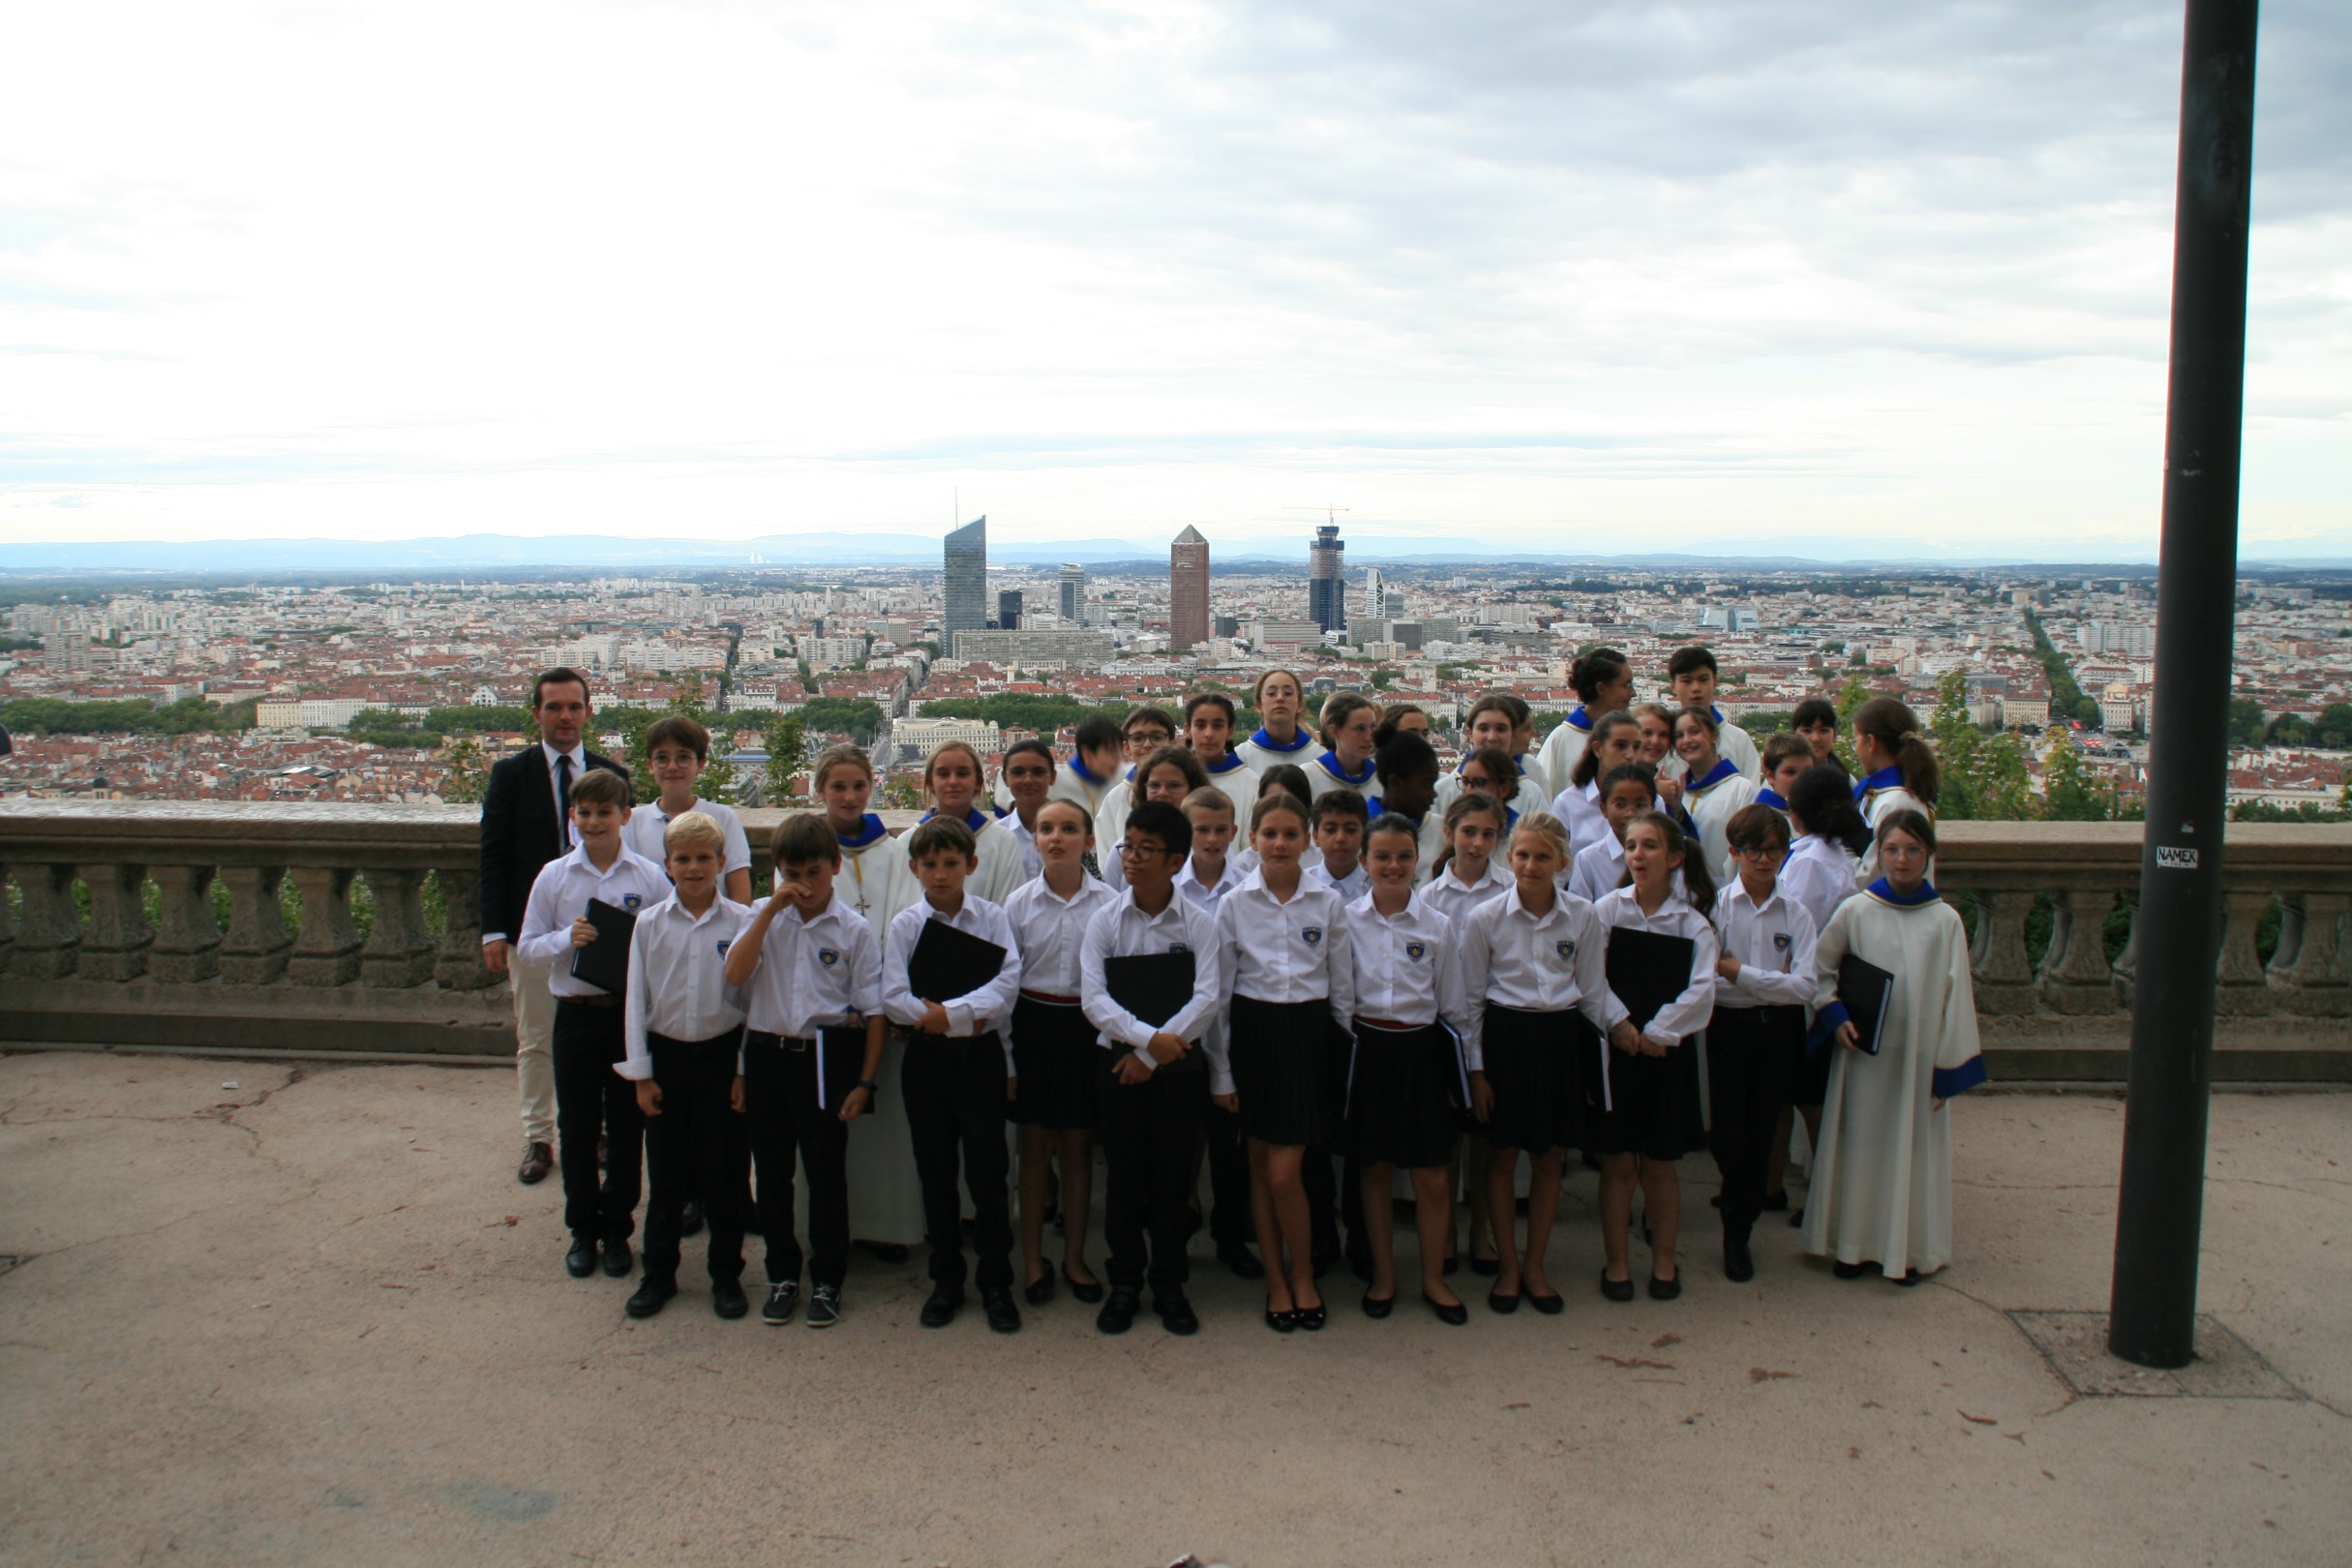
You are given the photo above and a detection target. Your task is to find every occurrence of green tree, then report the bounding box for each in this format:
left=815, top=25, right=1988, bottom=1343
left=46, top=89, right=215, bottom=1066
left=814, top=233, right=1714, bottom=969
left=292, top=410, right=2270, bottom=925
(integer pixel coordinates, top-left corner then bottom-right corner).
left=765, top=711, right=807, bottom=801
left=2226, top=697, right=2268, bottom=747
left=1929, top=669, right=1983, bottom=821
left=2040, top=728, right=2107, bottom=821
left=2315, top=703, right=2352, bottom=749
left=1975, top=731, right=2037, bottom=822
left=439, top=737, right=489, bottom=804
left=798, top=696, right=885, bottom=743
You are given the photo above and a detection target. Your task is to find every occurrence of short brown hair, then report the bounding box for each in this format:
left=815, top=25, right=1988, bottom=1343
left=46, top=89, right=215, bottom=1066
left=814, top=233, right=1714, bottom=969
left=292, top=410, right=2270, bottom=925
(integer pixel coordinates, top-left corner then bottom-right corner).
left=532, top=668, right=590, bottom=709
left=1725, top=802, right=1793, bottom=853
left=1179, top=786, right=1234, bottom=820
left=813, top=744, right=873, bottom=790
left=644, top=714, right=710, bottom=761
left=568, top=768, right=629, bottom=811
left=906, top=817, right=978, bottom=862
left=772, top=812, right=840, bottom=867
left=1762, top=732, right=1816, bottom=774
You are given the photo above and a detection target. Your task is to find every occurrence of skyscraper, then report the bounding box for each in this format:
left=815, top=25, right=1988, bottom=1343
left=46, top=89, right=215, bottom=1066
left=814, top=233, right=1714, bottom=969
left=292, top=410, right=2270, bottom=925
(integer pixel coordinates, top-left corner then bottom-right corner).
left=1058, top=562, right=1087, bottom=622
left=944, top=517, right=986, bottom=644
left=1169, top=527, right=1210, bottom=650
left=1361, top=565, right=1388, bottom=623
left=1309, top=523, right=1346, bottom=633
left=997, top=589, right=1022, bottom=630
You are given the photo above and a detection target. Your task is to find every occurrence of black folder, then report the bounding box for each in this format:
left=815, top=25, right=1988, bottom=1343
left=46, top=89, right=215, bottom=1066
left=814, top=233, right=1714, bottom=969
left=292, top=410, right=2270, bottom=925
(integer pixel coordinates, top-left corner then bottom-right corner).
left=907, top=919, right=1009, bottom=1006
left=1605, top=929, right=1698, bottom=1032
left=1103, top=951, right=1195, bottom=1028
left=1832, top=952, right=1895, bottom=1057
left=568, top=897, right=638, bottom=997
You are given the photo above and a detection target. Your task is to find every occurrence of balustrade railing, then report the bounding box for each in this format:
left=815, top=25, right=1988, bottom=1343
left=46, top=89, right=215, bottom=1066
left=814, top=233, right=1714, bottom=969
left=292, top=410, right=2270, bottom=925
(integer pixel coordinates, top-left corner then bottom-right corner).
left=1, top=802, right=2344, bottom=1074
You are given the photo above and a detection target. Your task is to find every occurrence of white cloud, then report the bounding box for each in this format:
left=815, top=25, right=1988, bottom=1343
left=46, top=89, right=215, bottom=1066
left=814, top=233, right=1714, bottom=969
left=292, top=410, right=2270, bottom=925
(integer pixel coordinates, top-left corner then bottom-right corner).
left=0, top=0, right=2343, bottom=559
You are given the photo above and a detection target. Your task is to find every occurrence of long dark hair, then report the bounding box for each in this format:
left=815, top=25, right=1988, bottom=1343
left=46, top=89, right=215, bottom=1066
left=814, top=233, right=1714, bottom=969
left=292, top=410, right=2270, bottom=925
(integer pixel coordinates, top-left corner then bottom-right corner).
left=1625, top=807, right=1717, bottom=923
left=1853, top=697, right=1940, bottom=805
left=1788, top=763, right=1870, bottom=858
left=1569, top=710, right=1642, bottom=789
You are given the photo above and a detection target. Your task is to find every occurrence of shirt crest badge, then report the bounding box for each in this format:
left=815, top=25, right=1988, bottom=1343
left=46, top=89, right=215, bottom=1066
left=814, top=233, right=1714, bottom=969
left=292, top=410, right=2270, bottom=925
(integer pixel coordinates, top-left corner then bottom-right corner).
left=1555, top=939, right=1577, bottom=961
left=1404, top=941, right=1427, bottom=962
left=818, top=947, right=841, bottom=968
left=1772, top=932, right=1792, bottom=951
left=1302, top=926, right=1323, bottom=948
left=621, top=893, right=643, bottom=911
left=715, top=939, right=733, bottom=958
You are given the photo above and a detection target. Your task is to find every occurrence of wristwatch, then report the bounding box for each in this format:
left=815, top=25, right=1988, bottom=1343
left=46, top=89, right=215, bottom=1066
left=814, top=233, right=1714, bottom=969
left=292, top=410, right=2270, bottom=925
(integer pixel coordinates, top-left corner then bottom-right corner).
left=855, top=1078, right=881, bottom=1097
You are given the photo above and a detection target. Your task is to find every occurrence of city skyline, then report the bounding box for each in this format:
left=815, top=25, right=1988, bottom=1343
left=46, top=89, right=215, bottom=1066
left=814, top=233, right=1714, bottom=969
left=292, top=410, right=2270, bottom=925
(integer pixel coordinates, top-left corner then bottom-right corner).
left=0, top=4, right=2343, bottom=562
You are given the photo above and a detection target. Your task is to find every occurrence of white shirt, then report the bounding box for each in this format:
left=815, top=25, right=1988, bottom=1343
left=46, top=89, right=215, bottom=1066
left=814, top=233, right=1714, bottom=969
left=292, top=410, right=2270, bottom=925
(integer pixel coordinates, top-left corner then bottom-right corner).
left=1199, top=753, right=1261, bottom=817
left=1215, top=870, right=1355, bottom=1014
left=542, top=740, right=588, bottom=843
left=1080, top=889, right=1231, bottom=1093
left=1592, top=887, right=1720, bottom=1047
left=742, top=890, right=883, bottom=1040
left=1175, top=855, right=1245, bottom=911
left=1683, top=761, right=1762, bottom=886
left=622, top=796, right=752, bottom=878
left=516, top=844, right=675, bottom=997
left=1711, top=881, right=1820, bottom=1010
left=1305, top=859, right=1370, bottom=902
left=1002, top=873, right=1118, bottom=996
left=999, top=811, right=1044, bottom=882
left=1781, top=833, right=1860, bottom=938
left=882, top=895, right=1025, bottom=1063
left=618, top=893, right=752, bottom=1078
left=1568, top=833, right=1694, bottom=906
left=1457, top=885, right=1614, bottom=1069
left=1553, top=779, right=1613, bottom=859
left=1344, top=891, right=1471, bottom=1036
left=1420, top=858, right=1512, bottom=928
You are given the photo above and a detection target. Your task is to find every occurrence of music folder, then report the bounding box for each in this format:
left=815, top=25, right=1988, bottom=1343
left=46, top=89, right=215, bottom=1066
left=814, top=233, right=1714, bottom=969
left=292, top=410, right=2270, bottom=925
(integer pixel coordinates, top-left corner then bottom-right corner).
left=568, top=898, right=638, bottom=996
left=1604, top=929, right=1698, bottom=1031
left=907, top=919, right=1009, bottom=1005
left=1834, top=952, right=1895, bottom=1056
left=1103, top=950, right=1194, bottom=1028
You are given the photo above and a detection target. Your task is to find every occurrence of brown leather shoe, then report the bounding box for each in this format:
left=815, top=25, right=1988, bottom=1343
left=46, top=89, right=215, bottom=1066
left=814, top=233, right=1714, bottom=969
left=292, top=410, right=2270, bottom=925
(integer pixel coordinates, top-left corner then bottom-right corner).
left=518, top=1141, right=555, bottom=1184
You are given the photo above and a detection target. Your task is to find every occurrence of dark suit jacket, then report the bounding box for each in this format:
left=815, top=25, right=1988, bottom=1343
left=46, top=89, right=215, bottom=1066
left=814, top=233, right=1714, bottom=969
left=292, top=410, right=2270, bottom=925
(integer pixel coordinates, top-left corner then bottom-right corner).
left=478, top=745, right=629, bottom=944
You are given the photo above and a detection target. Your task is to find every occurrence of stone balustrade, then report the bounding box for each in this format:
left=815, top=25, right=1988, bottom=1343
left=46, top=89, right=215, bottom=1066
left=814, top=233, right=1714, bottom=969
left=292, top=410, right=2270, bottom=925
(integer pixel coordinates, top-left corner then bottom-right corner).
left=1, top=801, right=2344, bottom=1078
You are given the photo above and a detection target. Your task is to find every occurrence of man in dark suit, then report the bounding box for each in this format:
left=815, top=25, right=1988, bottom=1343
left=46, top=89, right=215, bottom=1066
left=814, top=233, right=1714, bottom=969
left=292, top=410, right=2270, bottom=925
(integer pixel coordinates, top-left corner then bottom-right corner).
left=480, top=668, right=630, bottom=1183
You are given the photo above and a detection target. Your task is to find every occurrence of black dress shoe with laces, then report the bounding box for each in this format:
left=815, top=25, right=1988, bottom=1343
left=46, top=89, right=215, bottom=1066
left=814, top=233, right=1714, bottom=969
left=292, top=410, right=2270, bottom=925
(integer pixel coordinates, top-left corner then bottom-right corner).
left=1096, top=1286, right=1140, bottom=1335
left=920, top=1285, right=963, bottom=1327
left=601, top=1238, right=633, bottom=1278
left=565, top=1240, right=597, bottom=1278
left=711, top=1279, right=750, bottom=1319
left=1724, top=1232, right=1755, bottom=1282
left=625, top=1276, right=677, bottom=1318
left=1155, top=1291, right=1199, bottom=1337
left=980, top=1286, right=1022, bottom=1334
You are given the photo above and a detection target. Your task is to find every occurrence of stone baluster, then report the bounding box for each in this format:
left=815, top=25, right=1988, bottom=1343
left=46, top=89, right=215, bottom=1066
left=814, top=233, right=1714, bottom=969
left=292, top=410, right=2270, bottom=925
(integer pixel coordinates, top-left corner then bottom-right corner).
left=357, top=868, right=436, bottom=987
left=0, top=862, right=14, bottom=973
left=2214, top=889, right=2277, bottom=1016
left=431, top=865, right=498, bottom=990
left=9, top=862, right=82, bottom=979
left=2036, top=886, right=2124, bottom=1014
left=77, top=862, right=154, bottom=981
left=2110, top=897, right=2140, bottom=1011
left=286, top=866, right=362, bottom=986
left=217, top=864, right=292, bottom=984
left=2269, top=891, right=2348, bottom=1018
left=1967, top=888, right=2038, bottom=1015
left=148, top=864, right=222, bottom=983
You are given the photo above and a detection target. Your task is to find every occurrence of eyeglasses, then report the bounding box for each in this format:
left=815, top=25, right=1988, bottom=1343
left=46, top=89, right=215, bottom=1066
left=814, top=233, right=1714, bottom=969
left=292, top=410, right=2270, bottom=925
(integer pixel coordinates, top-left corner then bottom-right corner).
left=1118, top=841, right=1169, bottom=859
left=1127, top=732, right=1171, bottom=746
left=1734, top=845, right=1789, bottom=861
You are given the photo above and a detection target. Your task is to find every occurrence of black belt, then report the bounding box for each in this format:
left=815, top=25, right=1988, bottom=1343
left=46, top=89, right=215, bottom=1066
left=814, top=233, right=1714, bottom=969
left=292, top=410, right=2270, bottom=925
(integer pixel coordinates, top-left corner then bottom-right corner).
left=556, top=993, right=619, bottom=1010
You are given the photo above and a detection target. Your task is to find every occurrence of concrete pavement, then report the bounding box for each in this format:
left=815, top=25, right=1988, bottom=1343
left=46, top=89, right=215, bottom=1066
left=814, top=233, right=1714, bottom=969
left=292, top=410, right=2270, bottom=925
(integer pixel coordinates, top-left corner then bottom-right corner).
left=2, top=1050, right=2346, bottom=1566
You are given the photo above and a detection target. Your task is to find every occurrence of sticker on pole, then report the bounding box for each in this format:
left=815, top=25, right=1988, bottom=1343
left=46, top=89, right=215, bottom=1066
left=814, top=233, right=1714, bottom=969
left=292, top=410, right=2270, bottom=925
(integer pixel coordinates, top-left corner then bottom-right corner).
left=2157, top=846, right=2198, bottom=870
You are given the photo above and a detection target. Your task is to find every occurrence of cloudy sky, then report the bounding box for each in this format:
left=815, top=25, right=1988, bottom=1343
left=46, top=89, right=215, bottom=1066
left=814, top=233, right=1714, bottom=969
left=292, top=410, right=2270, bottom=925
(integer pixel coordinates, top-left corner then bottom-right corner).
left=1, top=0, right=2344, bottom=561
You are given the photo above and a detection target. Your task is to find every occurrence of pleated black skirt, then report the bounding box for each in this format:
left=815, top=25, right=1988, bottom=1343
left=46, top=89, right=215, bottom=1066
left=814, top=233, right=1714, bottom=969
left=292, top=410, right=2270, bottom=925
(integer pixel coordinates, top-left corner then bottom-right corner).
left=1228, top=995, right=1334, bottom=1147
left=1479, top=1005, right=1589, bottom=1154
left=1344, top=1021, right=1462, bottom=1170
left=1584, top=1028, right=1706, bottom=1161
left=1010, top=996, right=1100, bottom=1132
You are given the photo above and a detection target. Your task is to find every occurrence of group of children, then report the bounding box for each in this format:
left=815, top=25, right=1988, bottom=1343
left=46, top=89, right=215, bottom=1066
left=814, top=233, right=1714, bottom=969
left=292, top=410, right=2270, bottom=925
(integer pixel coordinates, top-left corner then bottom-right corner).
left=514, top=649, right=1984, bottom=1337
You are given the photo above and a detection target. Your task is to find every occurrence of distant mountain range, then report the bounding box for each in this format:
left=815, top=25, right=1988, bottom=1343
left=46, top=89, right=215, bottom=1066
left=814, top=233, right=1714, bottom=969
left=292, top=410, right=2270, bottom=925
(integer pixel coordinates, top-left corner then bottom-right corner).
left=0, top=531, right=2343, bottom=575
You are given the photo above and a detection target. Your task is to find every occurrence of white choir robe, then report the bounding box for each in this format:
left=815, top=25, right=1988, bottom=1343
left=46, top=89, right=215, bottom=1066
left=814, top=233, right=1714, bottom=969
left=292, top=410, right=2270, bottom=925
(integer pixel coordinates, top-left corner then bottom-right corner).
left=1799, top=888, right=1986, bottom=1279
left=834, top=824, right=926, bottom=1248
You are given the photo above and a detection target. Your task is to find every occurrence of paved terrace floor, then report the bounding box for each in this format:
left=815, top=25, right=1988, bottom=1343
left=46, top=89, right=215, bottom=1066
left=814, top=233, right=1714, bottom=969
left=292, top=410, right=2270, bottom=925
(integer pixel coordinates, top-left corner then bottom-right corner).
left=2, top=1052, right=2347, bottom=1567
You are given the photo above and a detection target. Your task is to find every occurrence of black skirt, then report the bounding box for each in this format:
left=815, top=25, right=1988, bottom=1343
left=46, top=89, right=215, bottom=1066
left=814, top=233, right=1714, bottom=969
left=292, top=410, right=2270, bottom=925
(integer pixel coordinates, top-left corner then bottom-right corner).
left=1344, top=1021, right=1462, bottom=1170
left=1478, top=1005, right=1589, bottom=1154
left=1584, top=1027, right=1706, bottom=1161
left=1010, top=995, right=1100, bottom=1132
left=1228, top=995, right=1334, bottom=1147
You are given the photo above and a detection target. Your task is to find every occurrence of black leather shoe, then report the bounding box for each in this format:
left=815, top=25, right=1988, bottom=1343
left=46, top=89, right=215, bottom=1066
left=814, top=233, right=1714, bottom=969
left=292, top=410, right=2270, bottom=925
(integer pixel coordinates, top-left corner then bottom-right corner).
left=1527, top=1290, right=1564, bottom=1316
left=1155, top=1291, right=1199, bottom=1337
left=1423, top=1291, right=1469, bottom=1326
left=1062, top=1264, right=1104, bottom=1304
left=1648, top=1272, right=1681, bottom=1301
left=1488, top=1287, right=1521, bottom=1314
left=1023, top=1271, right=1056, bottom=1308
left=1218, top=1243, right=1266, bottom=1281
left=1833, top=1259, right=1869, bottom=1281
left=980, top=1287, right=1022, bottom=1334
left=858, top=1239, right=911, bottom=1263
left=1096, top=1286, right=1140, bottom=1335
left=1264, top=1300, right=1296, bottom=1334
left=518, top=1141, right=554, bottom=1185
left=565, top=1240, right=597, bottom=1278
left=1293, top=1300, right=1327, bottom=1332
left=1361, top=1291, right=1396, bottom=1319
left=679, top=1200, right=706, bottom=1238
left=1599, top=1269, right=1636, bottom=1303
left=1724, top=1233, right=1756, bottom=1282
left=920, top=1286, right=963, bottom=1327
left=624, top=1277, right=677, bottom=1318
left=601, top=1238, right=633, bottom=1278
left=1894, top=1269, right=1923, bottom=1287
left=711, top=1279, right=750, bottom=1319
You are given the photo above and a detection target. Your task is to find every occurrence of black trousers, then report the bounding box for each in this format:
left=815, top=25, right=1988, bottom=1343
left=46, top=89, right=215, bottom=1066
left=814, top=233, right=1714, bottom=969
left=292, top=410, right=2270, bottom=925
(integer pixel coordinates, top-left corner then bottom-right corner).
left=1304, top=1022, right=1366, bottom=1260
left=642, top=1031, right=747, bottom=1284
left=1707, top=1006, right=1803, bottom=1233
left=1100, top=1054, right=1210, bottom=1292
left=553, top=1000, right=642, bottom=1246
left=1203, top=1100, right=1253, bottom=1249
left=741, top=1031, right=854, bottom=1288
left=900, top=1031, right=1012, bottom=1293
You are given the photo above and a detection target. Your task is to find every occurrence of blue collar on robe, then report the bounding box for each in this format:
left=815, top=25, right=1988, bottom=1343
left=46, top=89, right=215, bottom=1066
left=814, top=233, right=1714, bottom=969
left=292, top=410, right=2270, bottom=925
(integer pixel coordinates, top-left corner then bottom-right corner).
left=1248, top=726, right=1312, bottom=755
left=1854, top=765, right=1904, bottom=800
left=1686, top=756, right=1741, bottom=795
left=1565, top=707, right=1593, bottom=732
left=836, top=813, right=890, bottom=850
left=1067, top=754, right=1108, bottom=786
left=1366, top=798, right=1422, bottom=832
left=920, top=806, right=992, bottom=831
left=1202, top=752, right=1249, bottom=775
left=1757, top=786, right=1789, bottom=811
left=1863, top=876, right=1940, bottom=908
left=1314, top=750, right=1376, bottom=787
left=1710, top=704, right=1727, bottom=725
